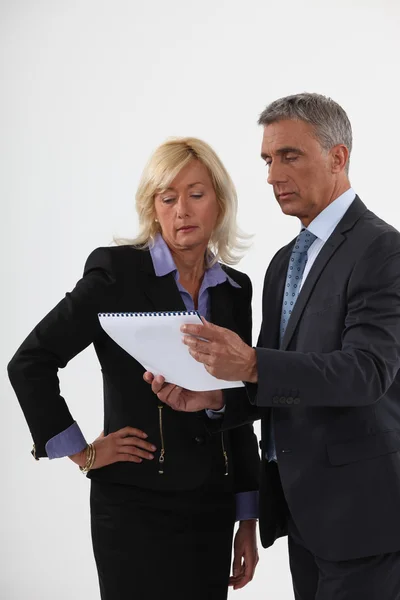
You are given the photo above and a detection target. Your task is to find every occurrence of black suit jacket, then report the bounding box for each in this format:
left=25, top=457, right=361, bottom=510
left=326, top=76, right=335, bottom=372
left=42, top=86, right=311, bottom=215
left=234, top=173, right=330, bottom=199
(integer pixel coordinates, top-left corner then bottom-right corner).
left=220, top=197, right=400, bottom=560
left=8, top=246, right=259, bottom=493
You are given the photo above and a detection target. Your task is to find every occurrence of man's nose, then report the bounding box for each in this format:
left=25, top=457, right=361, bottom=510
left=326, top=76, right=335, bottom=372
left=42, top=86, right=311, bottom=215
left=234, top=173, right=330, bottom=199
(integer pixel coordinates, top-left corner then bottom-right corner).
left=267, top=161, right=286, bottom=185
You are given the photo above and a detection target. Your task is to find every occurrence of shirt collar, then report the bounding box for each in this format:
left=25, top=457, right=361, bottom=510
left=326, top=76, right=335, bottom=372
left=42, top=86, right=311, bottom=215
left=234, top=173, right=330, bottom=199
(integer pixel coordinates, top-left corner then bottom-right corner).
left=305, top=187, right=356, bottom=242
left=149, top=233, right=241, bottom=289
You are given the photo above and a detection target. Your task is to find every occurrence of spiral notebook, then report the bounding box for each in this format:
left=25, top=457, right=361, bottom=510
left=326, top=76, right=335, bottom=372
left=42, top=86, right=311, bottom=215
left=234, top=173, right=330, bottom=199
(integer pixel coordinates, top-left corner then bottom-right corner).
left=98, top=311, right=244, bottom=392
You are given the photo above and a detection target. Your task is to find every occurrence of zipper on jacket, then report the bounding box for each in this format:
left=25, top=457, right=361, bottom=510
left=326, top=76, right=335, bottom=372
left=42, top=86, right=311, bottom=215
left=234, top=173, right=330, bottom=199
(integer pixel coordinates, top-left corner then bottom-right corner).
left=158, top=405, right=165, bottom=474
left=221, top=432, right=228, bottom=476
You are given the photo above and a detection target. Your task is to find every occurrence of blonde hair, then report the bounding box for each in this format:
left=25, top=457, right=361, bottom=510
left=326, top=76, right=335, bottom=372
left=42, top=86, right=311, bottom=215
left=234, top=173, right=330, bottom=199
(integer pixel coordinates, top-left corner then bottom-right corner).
left=116, top=137, right=250, bottom=265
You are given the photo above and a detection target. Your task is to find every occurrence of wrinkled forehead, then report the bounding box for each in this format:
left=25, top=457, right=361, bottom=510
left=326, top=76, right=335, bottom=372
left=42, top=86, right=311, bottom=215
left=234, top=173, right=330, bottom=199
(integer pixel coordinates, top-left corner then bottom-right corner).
left=261, top=119, right=319, bottom=155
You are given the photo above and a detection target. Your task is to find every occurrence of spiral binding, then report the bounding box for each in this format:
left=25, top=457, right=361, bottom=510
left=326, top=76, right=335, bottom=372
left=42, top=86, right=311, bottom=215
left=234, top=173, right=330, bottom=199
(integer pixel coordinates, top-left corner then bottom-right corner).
left=98, top=311, right=199, bottom=317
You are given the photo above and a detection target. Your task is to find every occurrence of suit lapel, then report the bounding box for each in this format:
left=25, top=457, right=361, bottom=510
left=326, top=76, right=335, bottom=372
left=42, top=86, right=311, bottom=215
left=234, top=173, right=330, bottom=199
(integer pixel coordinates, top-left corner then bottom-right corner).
left=262, top=247, right=291, bottom=349
left=209, top=280, right=236, bottom=330
left=139, top=249, right=186, bottom=312
left=280, top=231, right=346, bottom=349
left=280, top=196, right=368, bottom=350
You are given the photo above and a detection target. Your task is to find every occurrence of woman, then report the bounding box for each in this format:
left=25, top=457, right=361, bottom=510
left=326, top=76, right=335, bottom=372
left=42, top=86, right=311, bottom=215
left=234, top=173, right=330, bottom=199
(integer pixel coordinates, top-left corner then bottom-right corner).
left=8, top=137, right=260, bottom=600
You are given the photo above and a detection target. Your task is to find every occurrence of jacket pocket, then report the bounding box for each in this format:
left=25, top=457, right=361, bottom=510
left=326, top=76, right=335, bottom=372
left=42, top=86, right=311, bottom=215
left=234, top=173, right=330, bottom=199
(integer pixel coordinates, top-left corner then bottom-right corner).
left=304, top=293, right=341, bottom=317
left=327, top=430, right=400, bottom=466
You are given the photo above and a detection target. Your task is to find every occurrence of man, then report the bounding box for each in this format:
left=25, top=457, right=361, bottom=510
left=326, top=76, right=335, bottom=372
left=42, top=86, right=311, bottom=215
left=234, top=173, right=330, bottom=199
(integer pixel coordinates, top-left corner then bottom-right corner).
left=145, top=93, right=400, bottom=599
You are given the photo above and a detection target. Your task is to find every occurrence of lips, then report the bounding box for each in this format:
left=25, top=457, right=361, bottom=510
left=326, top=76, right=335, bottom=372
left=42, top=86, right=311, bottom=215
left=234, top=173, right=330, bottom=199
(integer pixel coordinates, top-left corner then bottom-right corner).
left=177, top=226, right=197, bottom=232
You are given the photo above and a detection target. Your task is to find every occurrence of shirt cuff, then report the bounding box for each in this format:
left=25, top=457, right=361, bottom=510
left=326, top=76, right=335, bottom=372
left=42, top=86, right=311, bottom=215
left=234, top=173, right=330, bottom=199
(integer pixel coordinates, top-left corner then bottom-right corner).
left=235, top=491, right=259, bottom=521
left=45, top=422, right=87, bottom=459
left=205, top=405, right=226, bottom=419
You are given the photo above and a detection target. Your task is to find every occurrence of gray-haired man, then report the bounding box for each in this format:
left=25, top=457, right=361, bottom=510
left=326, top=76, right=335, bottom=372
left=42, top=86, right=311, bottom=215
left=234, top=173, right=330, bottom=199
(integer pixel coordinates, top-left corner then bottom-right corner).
left=146, top=93, right=400, bottom=599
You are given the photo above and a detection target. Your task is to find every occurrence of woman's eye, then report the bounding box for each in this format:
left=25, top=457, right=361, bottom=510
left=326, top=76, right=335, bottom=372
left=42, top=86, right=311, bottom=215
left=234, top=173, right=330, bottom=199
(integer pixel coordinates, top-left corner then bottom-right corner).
left=190, top=193, right=203, bottom=199
left=162, top=197, right=175, bottom=204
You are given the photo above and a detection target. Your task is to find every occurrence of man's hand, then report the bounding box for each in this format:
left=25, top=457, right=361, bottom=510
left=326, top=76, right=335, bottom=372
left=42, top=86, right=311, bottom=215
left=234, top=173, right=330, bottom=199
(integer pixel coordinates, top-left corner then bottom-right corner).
left=229, top=519, right=259, bottom=590
left=143, top=372, right=224, bottom=412
left=181, top=318, right=258, bottom=383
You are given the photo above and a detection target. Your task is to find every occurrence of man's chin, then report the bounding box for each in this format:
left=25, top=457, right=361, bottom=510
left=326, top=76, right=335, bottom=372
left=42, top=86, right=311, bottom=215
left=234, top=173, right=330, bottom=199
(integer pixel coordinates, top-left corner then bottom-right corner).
left=277, top=199, right=300, bottom=217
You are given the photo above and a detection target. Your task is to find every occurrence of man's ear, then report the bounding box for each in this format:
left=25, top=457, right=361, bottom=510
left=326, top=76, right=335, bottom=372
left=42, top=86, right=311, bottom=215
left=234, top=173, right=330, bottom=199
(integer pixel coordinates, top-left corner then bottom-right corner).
left=331, top=144, right=349, bottom=174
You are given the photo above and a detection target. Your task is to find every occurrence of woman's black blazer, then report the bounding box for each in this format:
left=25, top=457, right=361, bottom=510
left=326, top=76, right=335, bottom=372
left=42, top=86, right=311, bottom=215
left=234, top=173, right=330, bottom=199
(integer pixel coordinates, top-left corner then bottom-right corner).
left=8, top=246, right=260, bottom=492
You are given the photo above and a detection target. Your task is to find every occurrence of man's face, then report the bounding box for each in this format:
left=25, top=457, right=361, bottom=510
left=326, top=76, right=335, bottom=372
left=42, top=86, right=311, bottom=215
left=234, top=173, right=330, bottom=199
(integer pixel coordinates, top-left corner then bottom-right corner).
left=261, top=119, right=338, bottom=225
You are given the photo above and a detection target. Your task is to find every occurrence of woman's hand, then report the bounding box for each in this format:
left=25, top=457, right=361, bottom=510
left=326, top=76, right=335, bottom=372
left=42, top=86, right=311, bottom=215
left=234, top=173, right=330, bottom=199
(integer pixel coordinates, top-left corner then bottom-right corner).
left=229, top=519, right=259, bottom=590
left=69, top=427, right=156, bottom=469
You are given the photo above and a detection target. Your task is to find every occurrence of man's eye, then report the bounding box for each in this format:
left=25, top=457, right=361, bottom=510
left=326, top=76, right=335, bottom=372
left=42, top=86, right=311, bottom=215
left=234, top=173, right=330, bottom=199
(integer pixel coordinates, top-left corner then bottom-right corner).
left=265, top=160, right=271, bottom=168
left=286, top=155, right=298, bottom=162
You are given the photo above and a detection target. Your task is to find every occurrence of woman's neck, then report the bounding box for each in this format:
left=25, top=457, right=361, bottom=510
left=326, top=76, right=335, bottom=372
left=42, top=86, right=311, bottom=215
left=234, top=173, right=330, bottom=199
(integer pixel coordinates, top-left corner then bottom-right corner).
left=168, top=245, right=208, bottom=309
left=170, top=245, right=207, bottom=285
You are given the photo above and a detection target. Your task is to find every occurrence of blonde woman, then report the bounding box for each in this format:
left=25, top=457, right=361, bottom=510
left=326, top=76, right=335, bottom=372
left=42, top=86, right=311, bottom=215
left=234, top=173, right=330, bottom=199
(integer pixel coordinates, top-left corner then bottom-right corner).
left=8, top=138, right=260, bottom=600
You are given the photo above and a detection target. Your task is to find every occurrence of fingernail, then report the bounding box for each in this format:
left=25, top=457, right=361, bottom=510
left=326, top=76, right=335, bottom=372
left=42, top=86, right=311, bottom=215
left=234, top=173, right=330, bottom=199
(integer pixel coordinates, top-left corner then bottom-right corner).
left=151, top=445, right=157, bottom=451
left=142, top=433, right=148, bottom=438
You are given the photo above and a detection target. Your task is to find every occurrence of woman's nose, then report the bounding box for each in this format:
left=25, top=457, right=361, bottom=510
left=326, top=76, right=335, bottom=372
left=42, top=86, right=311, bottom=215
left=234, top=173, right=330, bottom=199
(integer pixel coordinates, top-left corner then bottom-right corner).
left=176, top=196, right=190, bottom=217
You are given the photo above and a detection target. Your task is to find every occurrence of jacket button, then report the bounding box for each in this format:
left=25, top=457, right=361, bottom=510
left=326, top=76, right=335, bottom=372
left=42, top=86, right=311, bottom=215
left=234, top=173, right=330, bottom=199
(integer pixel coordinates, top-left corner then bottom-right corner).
left=195, top=436, right=205, bottom=445
left=279, top=396, right=286, bottom=404
left=286, top=396, right=294, bottom=405
left=293, top=397, right=300, bottom=404
left=272, top=396, right=279, bottom=404
left=281, top=449, right=292, bottom=454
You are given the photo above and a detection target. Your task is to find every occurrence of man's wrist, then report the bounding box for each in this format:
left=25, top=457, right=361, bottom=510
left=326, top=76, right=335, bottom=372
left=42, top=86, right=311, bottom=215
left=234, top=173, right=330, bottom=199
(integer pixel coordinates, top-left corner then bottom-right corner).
left=245, top=348, right=258, bottom=383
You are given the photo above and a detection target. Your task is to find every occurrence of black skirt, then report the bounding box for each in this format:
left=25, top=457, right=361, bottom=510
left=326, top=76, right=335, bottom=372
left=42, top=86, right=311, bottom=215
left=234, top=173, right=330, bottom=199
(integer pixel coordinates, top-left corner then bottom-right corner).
left=90, top=479, right=236, bottom=600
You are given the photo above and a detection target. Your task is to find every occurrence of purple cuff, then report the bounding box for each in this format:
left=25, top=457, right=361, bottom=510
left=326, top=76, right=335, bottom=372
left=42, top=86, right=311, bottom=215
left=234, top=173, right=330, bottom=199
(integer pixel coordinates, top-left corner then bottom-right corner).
left=235, top=491, right=259, bottom=521
left=45, top=422, right=87, bottom=459
left=206, top=405, right=226, bottom=419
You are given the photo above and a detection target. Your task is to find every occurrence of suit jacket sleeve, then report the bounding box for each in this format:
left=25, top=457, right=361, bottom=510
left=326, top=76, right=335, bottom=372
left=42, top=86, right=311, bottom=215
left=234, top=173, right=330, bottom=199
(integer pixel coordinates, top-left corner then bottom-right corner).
left=225, top=274, right=260, bottom=493
left=7, top=248, right=117, bottom=458
left=206, top=275, right=263, bottom=434
left=254, top=229, right=400, bottom=408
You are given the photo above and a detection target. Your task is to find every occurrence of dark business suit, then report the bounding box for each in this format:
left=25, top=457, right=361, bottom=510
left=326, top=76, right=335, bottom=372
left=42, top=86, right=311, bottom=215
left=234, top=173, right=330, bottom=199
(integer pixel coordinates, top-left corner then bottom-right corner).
left=8, top=245, right=259, bottom=600
left=220, top=197, right=400, bottom=598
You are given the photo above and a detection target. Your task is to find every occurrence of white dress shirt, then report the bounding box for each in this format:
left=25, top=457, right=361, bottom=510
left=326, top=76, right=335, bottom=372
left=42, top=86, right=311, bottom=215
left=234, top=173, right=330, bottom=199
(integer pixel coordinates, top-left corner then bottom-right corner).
left=301, top=187, right=356, bottom=288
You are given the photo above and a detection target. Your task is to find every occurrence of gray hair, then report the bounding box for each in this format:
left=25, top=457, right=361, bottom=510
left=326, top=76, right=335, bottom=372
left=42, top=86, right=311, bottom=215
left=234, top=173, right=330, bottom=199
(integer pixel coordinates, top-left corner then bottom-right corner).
left=258, top=93, right=352, bottom=174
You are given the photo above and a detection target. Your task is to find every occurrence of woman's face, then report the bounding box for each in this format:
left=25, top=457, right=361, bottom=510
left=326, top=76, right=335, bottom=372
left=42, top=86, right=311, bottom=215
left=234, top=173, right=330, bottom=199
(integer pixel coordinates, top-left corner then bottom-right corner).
left=154, top=159, right=220, bottom=254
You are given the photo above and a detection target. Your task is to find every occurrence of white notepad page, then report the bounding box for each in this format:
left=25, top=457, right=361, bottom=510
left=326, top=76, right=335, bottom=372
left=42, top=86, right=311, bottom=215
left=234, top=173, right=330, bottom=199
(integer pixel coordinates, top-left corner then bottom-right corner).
left=98, top=311, right=245, bottom=392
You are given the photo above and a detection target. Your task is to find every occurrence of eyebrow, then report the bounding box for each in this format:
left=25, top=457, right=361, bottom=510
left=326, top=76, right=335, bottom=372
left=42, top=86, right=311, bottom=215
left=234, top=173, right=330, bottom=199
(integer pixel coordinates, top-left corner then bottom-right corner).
left=162, top=181, right=205, bottom=192
left=261, top=146, right=305, bottom=160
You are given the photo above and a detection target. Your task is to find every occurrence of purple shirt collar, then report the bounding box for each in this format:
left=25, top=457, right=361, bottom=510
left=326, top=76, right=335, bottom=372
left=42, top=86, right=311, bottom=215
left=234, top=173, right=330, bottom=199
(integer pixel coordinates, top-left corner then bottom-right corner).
left=150, top=233, right=241, bottom=290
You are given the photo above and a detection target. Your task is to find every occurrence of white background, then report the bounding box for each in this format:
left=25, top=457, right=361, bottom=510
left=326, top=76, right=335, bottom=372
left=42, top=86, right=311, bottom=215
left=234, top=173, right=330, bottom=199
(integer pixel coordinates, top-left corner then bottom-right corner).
left=1, top=1, right=400, bottom=598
